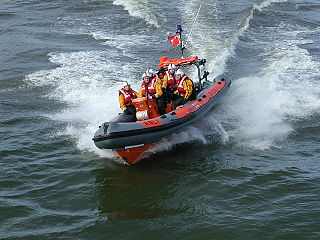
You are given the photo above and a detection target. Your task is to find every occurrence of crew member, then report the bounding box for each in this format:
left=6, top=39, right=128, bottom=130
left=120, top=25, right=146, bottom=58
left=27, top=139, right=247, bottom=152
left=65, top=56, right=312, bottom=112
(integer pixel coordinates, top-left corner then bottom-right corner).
left=161, top=63, right=178, bottom=104
left=147, top=68, right=163, bottom=87
left=173, top=69, right=194, bottom=107
left=119, top=81, right=138, bottom=118
left=162, top=63, right=177, bottom=93
left=158, top=67, right=166, bottom=80
left=138, top=73, right=165, bottom=115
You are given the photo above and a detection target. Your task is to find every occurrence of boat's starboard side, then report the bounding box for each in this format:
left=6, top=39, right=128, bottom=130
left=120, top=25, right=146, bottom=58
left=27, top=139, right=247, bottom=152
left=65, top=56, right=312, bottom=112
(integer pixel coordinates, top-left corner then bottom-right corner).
left=93, top=75, right=231, bottom=163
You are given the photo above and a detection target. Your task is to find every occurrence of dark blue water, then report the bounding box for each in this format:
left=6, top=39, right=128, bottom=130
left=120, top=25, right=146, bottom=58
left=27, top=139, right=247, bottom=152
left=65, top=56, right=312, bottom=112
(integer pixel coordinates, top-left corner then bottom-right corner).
left=1, top=0, right=320, bottom=239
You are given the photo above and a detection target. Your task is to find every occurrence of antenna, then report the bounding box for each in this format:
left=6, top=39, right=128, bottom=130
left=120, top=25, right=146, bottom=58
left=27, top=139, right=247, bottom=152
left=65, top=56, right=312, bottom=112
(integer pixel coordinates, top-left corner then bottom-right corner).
left=176, top=25, right=185, bottom=58
left=186, top=3, right=202, bottom=46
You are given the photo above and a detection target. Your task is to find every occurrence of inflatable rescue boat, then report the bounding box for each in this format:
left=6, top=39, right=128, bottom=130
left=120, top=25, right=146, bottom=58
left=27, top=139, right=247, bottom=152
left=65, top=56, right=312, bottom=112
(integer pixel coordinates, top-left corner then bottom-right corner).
left=92, top=26, right=231, bottom=164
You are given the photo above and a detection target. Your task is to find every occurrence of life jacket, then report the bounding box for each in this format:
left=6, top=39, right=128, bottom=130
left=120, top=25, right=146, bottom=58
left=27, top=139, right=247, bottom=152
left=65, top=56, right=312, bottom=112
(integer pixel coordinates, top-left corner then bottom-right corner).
left=151, top=74, right=162, bottom=87
left=158, top=72, right=164, bottom=79
left=141, top=77, right=156, bottom=96
left=165, top=71, right=176, bottom=90
left=119, top=88, right=137, bottom=106
left=177, top=75, right=193, bottom=96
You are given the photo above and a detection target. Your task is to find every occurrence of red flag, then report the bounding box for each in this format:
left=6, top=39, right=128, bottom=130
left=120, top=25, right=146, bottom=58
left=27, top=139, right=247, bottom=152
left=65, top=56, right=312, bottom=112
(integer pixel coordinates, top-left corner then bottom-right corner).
left=168, top=33, right=180, bottom=48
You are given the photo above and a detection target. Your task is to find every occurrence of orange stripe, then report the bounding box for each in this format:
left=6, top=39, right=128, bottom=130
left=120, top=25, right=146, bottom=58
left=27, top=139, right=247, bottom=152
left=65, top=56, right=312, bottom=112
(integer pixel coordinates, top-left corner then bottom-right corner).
left=175, top=81, right=226, bottom=119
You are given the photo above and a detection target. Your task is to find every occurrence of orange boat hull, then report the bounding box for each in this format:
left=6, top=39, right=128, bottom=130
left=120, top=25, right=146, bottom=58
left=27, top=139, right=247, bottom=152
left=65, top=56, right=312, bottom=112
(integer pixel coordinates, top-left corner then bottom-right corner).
left=115, top=143, right=157, bottom=164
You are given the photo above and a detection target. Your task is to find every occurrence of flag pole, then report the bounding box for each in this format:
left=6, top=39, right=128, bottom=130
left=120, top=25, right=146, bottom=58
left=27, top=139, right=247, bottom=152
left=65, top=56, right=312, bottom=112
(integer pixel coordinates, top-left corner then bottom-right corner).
left=176, top=25, right=184, bottom=59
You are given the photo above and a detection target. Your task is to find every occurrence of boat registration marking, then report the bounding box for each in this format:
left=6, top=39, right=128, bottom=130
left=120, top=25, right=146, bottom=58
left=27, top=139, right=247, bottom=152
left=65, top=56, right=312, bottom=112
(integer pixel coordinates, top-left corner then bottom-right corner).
left=140, top=118, right=163, bottom=128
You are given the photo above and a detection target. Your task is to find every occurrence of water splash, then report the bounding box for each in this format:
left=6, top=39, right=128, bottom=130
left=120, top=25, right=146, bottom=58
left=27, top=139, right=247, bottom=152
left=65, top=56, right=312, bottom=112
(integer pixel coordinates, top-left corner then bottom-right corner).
left=210, top=25, right=320, bottom=150
left=182, top=0, right=288, bottom=75
left=180, top=0, right=320, bottom=151
left=113, top=0, right=162, bottom=28
left=26, top=50, right=141, bottom=157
